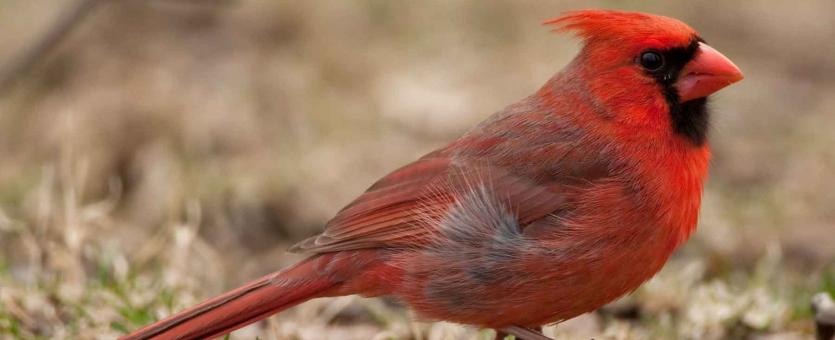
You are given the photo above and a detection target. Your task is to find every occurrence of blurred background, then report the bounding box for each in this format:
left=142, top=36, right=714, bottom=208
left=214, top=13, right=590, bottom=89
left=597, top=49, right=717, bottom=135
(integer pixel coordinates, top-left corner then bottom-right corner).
left=0, top=1, right=833, bottom=339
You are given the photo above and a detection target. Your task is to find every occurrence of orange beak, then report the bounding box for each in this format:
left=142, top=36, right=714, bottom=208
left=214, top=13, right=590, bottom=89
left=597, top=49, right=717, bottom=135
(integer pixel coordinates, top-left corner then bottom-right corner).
left=676, top=42, right=744, bottom=102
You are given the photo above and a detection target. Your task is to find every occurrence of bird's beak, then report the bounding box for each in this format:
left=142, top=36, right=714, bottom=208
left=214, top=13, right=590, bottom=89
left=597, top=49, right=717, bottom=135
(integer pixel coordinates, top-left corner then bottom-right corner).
left=676, top=42, right=744, bottom=102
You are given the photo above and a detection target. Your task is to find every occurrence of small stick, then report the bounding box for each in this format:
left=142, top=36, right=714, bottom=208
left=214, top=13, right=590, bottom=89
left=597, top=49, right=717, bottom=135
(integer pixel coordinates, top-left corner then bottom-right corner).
left=0, top=0, right=109, bottom=94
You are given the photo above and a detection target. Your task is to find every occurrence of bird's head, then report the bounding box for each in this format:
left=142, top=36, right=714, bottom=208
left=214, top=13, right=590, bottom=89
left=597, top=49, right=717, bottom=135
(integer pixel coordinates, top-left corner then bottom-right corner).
left=546, top=10, right=743, bottom=145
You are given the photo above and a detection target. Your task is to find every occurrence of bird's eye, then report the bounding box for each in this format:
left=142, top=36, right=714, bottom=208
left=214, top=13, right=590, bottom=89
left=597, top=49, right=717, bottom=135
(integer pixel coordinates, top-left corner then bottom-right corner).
left=639, top=51, right=664, bottom=71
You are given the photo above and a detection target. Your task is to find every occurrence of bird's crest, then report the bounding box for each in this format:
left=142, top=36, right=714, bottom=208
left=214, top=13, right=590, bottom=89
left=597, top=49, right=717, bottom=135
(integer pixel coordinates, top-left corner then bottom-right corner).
left=545, top=9, right=697, bottom=47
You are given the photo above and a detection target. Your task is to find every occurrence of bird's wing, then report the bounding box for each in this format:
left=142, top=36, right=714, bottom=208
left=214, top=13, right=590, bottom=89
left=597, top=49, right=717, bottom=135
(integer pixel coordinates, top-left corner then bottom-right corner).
left=289, top=155, right=453, bottom=253
left=290, top=138, right=608, bottom=254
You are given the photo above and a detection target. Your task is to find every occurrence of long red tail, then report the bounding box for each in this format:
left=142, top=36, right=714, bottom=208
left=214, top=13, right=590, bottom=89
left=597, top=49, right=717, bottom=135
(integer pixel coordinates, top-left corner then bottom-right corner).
left=121, top=253, right=363, bottom=340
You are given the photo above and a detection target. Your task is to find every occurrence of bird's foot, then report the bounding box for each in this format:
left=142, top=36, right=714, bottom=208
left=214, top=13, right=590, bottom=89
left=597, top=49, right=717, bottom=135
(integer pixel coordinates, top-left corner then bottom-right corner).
left=495, top=326, right=550, bottom=340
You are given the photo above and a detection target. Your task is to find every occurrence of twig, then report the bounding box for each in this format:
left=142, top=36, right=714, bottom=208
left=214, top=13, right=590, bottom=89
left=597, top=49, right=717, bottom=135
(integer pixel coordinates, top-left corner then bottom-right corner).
left=0, top=0, right=108, bottom=94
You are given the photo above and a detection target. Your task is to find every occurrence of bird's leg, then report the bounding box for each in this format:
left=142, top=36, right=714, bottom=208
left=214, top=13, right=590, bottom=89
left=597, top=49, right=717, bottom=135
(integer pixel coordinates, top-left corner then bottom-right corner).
left=496, top=326, right=550, bottom=340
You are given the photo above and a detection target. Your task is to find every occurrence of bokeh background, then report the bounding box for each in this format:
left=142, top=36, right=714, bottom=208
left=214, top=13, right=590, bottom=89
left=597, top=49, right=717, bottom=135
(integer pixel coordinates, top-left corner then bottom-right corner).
left=1, top=1, right=833, bottom=339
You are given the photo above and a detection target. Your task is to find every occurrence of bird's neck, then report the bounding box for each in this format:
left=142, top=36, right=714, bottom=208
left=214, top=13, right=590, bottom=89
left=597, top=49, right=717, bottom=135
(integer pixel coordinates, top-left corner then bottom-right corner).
left=539, top=69, right=712, bottom=251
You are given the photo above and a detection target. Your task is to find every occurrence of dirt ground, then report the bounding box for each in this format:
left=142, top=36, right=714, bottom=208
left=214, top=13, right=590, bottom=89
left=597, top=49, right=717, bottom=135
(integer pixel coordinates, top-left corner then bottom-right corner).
left=0, top=1, right=833, bottom=339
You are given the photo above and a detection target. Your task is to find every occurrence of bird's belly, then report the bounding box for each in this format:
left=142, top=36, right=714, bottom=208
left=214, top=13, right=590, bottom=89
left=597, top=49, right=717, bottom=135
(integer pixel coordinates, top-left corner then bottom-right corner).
left=395, top=233, right=672, bottom=328
left=392, top=179, right=693, bottom=327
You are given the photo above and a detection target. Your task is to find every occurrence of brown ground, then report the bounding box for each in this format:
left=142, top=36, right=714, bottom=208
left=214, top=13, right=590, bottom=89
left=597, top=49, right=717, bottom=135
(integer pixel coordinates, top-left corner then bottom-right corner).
left=0, top=1, right=833, bottom=339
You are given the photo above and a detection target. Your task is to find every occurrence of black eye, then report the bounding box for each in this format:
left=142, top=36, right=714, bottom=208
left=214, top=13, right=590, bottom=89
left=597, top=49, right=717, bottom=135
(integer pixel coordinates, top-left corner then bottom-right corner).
left=640, top=51, right=664, bottom=71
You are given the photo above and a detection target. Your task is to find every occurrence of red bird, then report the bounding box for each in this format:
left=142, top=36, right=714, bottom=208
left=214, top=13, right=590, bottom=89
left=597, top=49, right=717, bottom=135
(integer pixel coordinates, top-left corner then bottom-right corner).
left=125, top=10, right=743, bottom=340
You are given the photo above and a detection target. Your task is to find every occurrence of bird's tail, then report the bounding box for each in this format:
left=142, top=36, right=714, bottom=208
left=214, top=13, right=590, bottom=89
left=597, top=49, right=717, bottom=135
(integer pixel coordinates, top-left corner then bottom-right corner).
left=121, top=251, right=383, bottom=340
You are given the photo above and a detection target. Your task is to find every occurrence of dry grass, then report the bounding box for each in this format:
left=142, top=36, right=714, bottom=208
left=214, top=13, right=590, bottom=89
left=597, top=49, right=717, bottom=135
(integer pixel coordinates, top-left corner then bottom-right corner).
left=0, top=1, right=833, bottom=339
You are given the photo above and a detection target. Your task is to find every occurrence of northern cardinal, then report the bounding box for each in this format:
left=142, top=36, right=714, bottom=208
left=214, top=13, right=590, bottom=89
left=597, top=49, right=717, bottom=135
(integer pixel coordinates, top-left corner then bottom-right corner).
left=125, top=10, right=743, bottom=340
